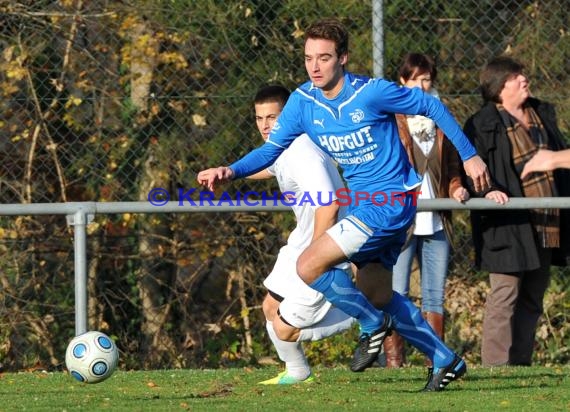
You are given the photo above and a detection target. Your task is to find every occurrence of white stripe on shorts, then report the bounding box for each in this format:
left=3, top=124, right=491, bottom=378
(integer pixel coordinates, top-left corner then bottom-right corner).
left=326, top=215, right=373, bottom=259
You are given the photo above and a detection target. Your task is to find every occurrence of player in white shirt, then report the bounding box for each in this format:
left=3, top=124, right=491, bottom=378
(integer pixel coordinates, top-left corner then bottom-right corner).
left=251, top=85, right=355, bottom=385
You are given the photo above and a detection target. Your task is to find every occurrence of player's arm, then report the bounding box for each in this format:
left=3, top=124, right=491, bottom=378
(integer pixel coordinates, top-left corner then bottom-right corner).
left=414, top=90, right=490, bottom=193
left=197, top=96, right=303, bottom=190
left=443, top=138, right=470, bottom=202
left=230, top=95, right=305, bottom=180
left=247, top=169, right=273, bottom=180
left=374, top=80, right=491, bottom=193
left=461, top=116, right=504, bottom=197
left=377, top=82, right=476, bottom=160
left=521, top=149, right=570, bottom=179
left=197, top=166, right=234, bottom=191
left=196, top=142, right=282, bottom=191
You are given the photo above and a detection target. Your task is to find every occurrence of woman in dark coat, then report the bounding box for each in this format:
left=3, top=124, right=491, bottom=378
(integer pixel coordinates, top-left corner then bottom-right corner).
left=464, top=56, right=570, bottom=366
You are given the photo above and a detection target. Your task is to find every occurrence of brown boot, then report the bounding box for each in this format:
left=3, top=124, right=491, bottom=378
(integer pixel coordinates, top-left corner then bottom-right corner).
left=423, top=312, right=444, bottom=367
left=383, top=331, right=405, bottom=368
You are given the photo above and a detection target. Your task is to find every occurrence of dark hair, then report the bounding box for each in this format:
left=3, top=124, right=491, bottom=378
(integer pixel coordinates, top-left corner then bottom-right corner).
left=480, top=56, right=525, bottom=103
left=304, top=18, right=349, bottom=58
left=254, top=84, right=291, bottom=107
left=398, top=53, right=437, bottom=83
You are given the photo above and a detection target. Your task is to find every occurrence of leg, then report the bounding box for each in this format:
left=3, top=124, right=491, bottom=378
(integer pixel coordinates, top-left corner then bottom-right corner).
left=340, top=222, right=455, bottom=370
left=272, top=308, right=302, bottom=342
left=392, top=236, right=416, bottom=297
left=297, top=307, right=355, bottom=342
left=297, top=228, right=386, bottom=334
left=481, top=273, right=519, bottom=366
left=356, top=261, right=393, bottom=307
left=418, top=230, right=450, bottom=366
left=261, top=320, right=312, bottom=384
left=262, top=292, right=279, bottom=322
left=385, top=274, right=466, bottom=391
left=419, top=230, right=450, bottom=315
left=358, top=261, right=403, bottom=368
left=368, top=264, right=455, bottom=368
left=274, top=276, right=352, bottom=343
left=384, top=237, right=417, bottom=368
left=422, top=312, right=444, bottom=367
left=260, top=294, right=311, bottom=384
left=359, top=263, right=465, bottom=390
left=298, top=216, right=404, bottom=372
left=510, top=248, right=552, bottom=365
left=262, top=304, right=355, bottom=385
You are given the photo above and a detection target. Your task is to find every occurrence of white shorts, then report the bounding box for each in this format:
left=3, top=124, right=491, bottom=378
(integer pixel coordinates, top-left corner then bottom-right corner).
left=264, top=246, right=334, bottom=329
left=277, top=293, right=331, bottom=329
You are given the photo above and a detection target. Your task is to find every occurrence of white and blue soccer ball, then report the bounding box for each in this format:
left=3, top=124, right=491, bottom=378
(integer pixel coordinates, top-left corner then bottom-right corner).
left=65, top=331, right=119, bottom=384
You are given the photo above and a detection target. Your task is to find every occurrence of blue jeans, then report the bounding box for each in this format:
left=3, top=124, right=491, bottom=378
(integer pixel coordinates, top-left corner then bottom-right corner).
left=391, top=229, right=450, bottom=314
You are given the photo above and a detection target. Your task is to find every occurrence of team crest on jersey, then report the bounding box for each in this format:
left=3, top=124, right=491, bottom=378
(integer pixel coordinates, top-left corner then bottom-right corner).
left=350, top=109, right=364, bottom=124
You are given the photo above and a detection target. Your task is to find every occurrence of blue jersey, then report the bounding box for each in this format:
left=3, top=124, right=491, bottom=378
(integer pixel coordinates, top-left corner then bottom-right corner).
left=230, top=72, right=476, bottom=231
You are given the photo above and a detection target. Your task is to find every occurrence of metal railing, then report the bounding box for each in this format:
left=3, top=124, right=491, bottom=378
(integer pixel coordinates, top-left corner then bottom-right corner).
left=2, top=197, right=570, bottom=336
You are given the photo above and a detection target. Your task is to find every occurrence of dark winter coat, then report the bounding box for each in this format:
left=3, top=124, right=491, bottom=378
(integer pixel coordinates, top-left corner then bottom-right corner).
left=463, top=97, right=570, bottom=272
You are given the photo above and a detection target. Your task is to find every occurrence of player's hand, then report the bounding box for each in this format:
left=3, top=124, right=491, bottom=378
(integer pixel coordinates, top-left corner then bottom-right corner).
left=485, top=190, right=508, bottom=205
left=520, top=150, right=554, bottom=179
left=464, top=155, right=491, bottom=193
left=197, top=166, right=234, bottom=191
left=451, top=186, right=470, bottom=202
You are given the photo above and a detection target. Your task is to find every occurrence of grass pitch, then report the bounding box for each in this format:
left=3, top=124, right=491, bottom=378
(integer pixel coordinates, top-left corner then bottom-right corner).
left=1, top=365, right=569, bottom=411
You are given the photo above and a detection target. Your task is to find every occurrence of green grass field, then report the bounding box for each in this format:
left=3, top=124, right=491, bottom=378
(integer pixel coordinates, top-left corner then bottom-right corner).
left=1, top=365, right=569, bottom=411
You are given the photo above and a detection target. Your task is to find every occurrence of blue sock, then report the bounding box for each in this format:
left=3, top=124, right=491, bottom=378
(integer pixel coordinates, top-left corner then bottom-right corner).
left=309, top=268, right=384, bottom=335
left=381, top=291, right=454, bottom=368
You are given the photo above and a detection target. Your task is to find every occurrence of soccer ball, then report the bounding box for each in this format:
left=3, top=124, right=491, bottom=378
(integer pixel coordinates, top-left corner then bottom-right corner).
left=65, top=331, right=119, bottom=384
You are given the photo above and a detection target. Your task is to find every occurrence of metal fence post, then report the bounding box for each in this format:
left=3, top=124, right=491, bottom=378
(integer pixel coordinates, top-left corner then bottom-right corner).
left=66, top=208, right=94, bottom=336
left=372, top=0, right=384, bottom=78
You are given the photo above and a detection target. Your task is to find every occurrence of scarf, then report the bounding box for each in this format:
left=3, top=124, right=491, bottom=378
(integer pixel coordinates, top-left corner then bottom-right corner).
left=497, top=103, right=559, bottom=248
left=407, top=115, right=436, bottom=143
left=407, top=88, right=439, bottom=143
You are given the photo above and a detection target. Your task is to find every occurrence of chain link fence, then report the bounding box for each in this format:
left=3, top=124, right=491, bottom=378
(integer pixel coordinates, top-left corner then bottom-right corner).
left=1, top=0, right=569, bottom=370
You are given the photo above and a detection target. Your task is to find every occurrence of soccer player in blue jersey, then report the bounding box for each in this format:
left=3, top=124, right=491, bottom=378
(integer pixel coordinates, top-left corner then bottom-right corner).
left=198, top=18, right=490, bottom=391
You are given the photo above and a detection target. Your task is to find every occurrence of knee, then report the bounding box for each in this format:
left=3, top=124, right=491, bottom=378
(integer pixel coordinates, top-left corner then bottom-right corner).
left=273, top=318, right=298, bottom=342
left=295, top=255, right=315, bottom=284
left=275, top=328, right=296, bottom=342
left=262, top=294, right=279, bottom=321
